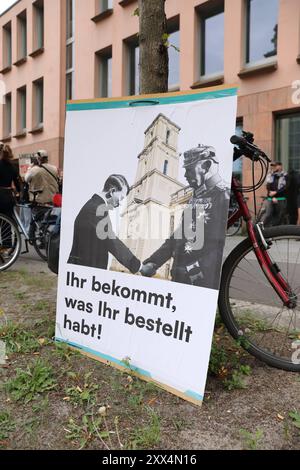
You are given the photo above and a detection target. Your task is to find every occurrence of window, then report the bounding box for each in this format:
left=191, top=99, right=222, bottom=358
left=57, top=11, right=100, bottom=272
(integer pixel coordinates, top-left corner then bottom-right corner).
left=98, top=0, right=113, bottom=13
left=276, top=114, right=300, bottom=172
left=3, top=93, right=12, bottom=137
left=246, top=0, right=279, bottom=65
left=66, top=0, right=75, bottom=100
left=33, top=78, right=44, bottom=128
left=126, top=39, right=139, bottom=96
left=95, top=48, right=112, bottom=98
left=66, top=43, right=73, bottom=71
left=199, top=2, right=224, bottom=77
left=168, top=28, right=180, bottom=90
left=166, top=130, right=170, bottom=145
left=66, top=0, right=74, bottom=40
left=17, top=10, right=27, bottom=60
left=163, top=160, right=169, bottom=176
left=33, top=0, right=44, bottom=50
left=2, top=22, right=12, bottom=69
left=17, top=86, right=27, bottom=133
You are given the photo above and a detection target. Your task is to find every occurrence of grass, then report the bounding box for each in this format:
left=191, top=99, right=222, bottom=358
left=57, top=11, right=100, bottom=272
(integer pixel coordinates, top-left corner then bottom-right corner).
left=1, top=268, right=299, bottom=450
left=289, top=410, right=300, bottom=432
left=224, top=365, right=252, bottom=391
left=128, top=408, right=161, bottom=449
left=0, top=322, right=42, bottom=355
left=0, top=412, right=15, bottom=446
left=64, top=372, right=100, bottom=408
left=5, top=359, right=57, bottom=404
left=239, top=428, right=264, bottom=450
left=65, top=413, right=103, bottom=450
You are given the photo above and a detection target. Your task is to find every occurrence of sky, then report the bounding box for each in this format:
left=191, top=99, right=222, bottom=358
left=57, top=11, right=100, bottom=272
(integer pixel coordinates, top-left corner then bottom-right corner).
left=0, top=0, right=17, bottom=15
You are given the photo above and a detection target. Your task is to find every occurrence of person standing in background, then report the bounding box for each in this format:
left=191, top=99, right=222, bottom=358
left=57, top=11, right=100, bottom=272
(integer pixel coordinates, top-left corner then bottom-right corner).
left=25, top=150, right=59, bottom=204
left=286, top=170, right=299, bottom=225
left=0, top=144, right=21, bottom=250
left=262, top=161, right=287, bottom=227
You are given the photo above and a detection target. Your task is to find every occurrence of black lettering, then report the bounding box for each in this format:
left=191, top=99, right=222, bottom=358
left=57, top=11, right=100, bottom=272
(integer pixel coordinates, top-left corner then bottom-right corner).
left=121, top=287, right=130, bottom=298
left=136, top=316, right=145, bottom=328
left=131, top=289, right=147, bottom=303
left=146, top=318, right=155, bottom=331
left=65, top=297, right=77, bottom=309
left=111, top=280, right=120, bottom=296
left=148, top=292, right=165, bottom=307
left=162, top=323, right=173, bottom=336
left=124, top=308, right=135, bottom=325
left=86, top=302, right=93, bottom=314
left=102, top=283, right=111, bottom=294
left=92, top=276, right=101, bottom=292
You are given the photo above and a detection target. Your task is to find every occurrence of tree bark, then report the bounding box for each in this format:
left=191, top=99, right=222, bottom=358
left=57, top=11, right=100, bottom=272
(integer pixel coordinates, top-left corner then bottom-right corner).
left=138, top=0, right=169, bottom=95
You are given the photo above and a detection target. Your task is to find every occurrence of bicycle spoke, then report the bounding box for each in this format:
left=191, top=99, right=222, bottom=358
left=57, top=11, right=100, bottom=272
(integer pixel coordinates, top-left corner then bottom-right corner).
left=221, top=228, right=300, bottom=367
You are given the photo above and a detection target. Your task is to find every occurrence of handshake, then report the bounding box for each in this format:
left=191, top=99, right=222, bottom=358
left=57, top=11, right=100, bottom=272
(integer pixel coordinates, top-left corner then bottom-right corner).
left=139, top=262, right=157, bottom=277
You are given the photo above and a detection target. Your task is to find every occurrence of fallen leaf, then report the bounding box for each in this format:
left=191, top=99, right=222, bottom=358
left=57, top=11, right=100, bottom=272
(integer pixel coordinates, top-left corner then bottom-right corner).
left=147, top=397, right=157, bottom=406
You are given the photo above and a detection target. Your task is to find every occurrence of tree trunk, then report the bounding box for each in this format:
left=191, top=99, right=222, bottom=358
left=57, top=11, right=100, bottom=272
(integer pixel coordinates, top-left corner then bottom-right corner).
left=138, top=0, right=169, bottom=95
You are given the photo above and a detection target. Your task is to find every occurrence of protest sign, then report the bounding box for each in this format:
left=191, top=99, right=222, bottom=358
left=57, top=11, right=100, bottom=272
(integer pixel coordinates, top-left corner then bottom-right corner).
left=56, top=86, right=238, bottom=405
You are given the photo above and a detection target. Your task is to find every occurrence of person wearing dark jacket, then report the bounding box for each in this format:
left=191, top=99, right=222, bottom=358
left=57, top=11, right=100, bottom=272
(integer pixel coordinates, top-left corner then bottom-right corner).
left=0, top=144, right=20, bottom=249
left=262, top=162, right=287, bottom=226
left=68, top=174, right=141, bottom=273
left=286, top=170, right=299, bottom=225
left=140, top=145, right=230, bottom=290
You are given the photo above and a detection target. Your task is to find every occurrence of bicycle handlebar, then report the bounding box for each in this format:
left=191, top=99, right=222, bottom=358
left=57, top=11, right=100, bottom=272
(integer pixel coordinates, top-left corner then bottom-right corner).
left=231, top=135, right=271, bottom=163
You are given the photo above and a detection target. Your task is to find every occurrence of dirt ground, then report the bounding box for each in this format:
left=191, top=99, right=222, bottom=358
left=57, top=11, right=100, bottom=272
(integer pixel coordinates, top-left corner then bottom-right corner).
left=0, top=268, right=299, bottom=450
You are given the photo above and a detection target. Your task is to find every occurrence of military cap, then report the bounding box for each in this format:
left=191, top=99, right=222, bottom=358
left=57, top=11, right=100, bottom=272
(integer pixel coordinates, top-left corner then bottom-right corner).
left=183, top=144, right=218, bottom=168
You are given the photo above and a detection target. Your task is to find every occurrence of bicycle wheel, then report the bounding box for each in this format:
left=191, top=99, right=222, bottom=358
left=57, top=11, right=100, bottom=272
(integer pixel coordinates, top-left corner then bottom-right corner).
left=219, top=225, right=300, bottom=371
left=0, top=213, right=22, bottom=271
left=226, top=217, right=242, bottom=237
left=32, top=221, right=48, bottom=261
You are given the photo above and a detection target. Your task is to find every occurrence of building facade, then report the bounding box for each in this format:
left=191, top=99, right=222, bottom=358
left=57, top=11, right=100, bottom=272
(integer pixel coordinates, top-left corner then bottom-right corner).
left=1, top=0, right=300, bottom=185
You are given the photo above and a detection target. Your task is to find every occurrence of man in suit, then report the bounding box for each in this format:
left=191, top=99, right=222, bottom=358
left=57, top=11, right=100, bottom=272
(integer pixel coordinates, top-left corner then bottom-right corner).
left=68, top=174, right=141, bottom=273
left=140, top=145, right=230, bottom=289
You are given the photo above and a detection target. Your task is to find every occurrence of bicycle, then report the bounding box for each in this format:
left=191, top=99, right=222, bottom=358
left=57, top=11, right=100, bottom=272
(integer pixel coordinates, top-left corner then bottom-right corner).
left=219, top=132, right=300, bottom=372
left=0, top=190, right=59, bottom=270
left=226, top=196, right=242, bottom=236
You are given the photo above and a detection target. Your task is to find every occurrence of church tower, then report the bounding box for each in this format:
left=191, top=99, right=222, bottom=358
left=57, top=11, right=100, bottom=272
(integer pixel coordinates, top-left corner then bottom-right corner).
left=111, top=114, right=185, bottom=279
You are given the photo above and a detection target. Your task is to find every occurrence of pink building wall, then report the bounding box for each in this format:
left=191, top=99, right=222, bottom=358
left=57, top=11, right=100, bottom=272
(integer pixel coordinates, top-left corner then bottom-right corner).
left=0, top=0, right=300, bottom=180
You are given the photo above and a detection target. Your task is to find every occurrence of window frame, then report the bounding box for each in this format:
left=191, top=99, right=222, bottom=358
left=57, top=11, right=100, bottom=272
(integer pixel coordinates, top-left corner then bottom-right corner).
left=17, top=10, right=27, bottom=61
left=17, top=86, right=27, bottom=133
left=2, top=21, right=12, bottom=69
left=32, top=78, right=44, bottom=129
left=244, top=0, right=279, bottom=67
left=95, top=47, right=113, bottom=98
left=167, top=17, right=180, bottom=92
left=275, top=112, right=300, bottom=172
left=197, top=0, right=225, bottom=79
left=66, top=0, right=75, bottom=101
left=32, top=0, right=44, bottom=52
left=3, top=92, right=12, bottom=138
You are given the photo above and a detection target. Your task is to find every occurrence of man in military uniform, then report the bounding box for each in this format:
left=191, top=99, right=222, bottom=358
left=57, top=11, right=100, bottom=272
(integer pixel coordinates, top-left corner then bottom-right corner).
left=140, top=145, right=230, bottom=290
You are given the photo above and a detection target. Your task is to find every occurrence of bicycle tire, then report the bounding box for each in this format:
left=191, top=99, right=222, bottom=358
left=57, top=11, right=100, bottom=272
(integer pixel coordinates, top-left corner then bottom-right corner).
left=32, top=221, right=48, bottom=261
left=218, top=225, right=300, bottom=371
left=0, top=213, right=22, bottom=272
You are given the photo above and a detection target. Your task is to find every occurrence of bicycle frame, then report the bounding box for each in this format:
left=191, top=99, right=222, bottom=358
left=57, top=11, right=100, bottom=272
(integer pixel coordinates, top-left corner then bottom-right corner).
left=228, top=177, right=293, bottom=307
left=13, top=205, right=30, bottom=239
